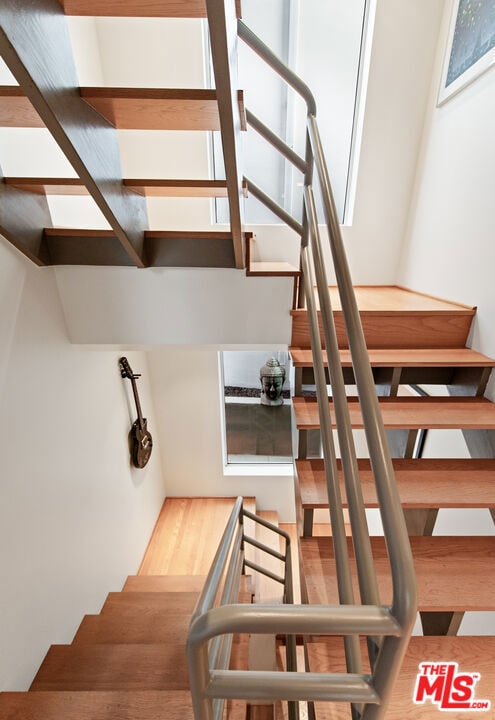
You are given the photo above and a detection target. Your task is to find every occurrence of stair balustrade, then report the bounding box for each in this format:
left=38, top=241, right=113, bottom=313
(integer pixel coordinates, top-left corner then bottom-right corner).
left=187, top=18, right=418, bottom=720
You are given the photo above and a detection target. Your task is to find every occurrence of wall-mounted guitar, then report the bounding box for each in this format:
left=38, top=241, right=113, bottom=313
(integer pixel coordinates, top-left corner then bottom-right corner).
left=119, top=357, right=153, bottom=469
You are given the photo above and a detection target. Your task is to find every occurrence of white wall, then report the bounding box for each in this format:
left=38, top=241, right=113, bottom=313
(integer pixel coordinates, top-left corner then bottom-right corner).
left=147, top=347, right=295, bottom=519
left=0, top=239, right=165, bottom=690
left=334, top=0, right=446, bottom=284
left=54, top=266, right=294, bottom=346
left=398, top=1, right=495, bottom=367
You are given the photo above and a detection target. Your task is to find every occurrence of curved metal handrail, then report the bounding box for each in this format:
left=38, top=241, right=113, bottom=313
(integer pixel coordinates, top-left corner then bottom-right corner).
left=188, top=17, right=417, bottom=720
left=237, top=18, right=417, bottom=720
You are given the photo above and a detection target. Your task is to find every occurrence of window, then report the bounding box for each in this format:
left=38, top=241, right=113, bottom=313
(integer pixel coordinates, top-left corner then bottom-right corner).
left=222, top=350, right=293, bottom=464
left=210, top=0, right=369, bottom=225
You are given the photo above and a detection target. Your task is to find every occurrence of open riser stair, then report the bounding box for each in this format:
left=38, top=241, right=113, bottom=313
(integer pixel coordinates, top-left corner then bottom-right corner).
left=291, top=285, right=495, bottom=717
left=0, top=0, right=246, bottom=269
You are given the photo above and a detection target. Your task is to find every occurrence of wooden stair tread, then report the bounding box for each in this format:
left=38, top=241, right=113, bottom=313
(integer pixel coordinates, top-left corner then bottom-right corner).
left=300, top=535, right=495, bottom=611
left=296, top=457, right=495, bottom=509
left=0, top=86, right=43, bottom=127
left=80, top=87, right=246, bottom=131
left=123, top=574, right=250, bottom=600
left=0, top=86, right=247, bottom=131
left=73, top=610, right=191, bottom=644
left=123, top=575, right=207, bottom=593
left=101, top=591, right=198, bottom=613
left=30, top=644, right=189, bottom=691
left=245, top=233, right=300, bottom=277
left=307, top=636, right=495, bottom=719
left=247, top=261, right=301, bottom=277
left=290, top=309, right=474, bottom=349
left=58, top=0, right=242, bottom=18
left=293, top=396, right=495, bottom=430
left=0, top=691, right=194, bottom=719
left=125, top=178, right=249, bottom=198
left=289, top=346, right=495, bottom=368
left=4, top=177, right=248, bottom=199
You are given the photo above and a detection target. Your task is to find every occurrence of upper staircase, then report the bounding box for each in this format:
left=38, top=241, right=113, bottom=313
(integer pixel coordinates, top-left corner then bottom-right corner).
left=0, top=0, right=246, bottom=269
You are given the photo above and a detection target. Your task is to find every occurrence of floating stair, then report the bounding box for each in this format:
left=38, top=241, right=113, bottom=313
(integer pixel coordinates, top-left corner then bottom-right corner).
left=291, top=285, right=495, bottom=713
left=0, top=0, right=246, bottom=268
left=4, top=176, right=248, bottom=199
left=290, top=346, right=495, bottom=395
left=0, top=86, right=246, bottom=132
left=246, top=235, right=301, bottom=278
left=293, top=395, right=495, bottom=431
left=296, top=457, right=495, bottom=536
left=300, top=535, right=495, bottom=612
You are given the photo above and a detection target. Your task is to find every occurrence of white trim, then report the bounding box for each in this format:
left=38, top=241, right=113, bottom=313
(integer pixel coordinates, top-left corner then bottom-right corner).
left=343, top=0, right=376, bottom=226
left=223, top=463, right=293, bottom=477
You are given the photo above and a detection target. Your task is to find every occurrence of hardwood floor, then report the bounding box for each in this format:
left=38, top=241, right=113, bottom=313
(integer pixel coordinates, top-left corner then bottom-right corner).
left=138, top=496, right=256, bottom=576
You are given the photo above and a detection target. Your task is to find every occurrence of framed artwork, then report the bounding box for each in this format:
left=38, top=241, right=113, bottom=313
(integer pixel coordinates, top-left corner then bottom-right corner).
left=438, top=0, right=495, bottom=105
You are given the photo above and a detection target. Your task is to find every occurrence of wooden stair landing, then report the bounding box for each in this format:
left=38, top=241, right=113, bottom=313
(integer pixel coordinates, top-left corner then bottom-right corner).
left=300, top=535, right=495, bottom=612
left=139, top=496, right=256, bottom=576
left=307, top=636, right=495, bottom=719
left=293, top=396, right=495, bottom=430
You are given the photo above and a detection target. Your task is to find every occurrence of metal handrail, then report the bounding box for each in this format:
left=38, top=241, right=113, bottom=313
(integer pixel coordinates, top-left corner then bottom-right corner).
left=236, top=18, right=417, bottom=720
left=187, top=497, right=299, bottom=720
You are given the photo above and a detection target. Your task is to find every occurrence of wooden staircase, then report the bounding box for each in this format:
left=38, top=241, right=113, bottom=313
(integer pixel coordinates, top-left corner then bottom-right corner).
left=0, top=0, right=248, bottom=269
left=0, top=497, right=256, bottom=719
left=291, top=285, right=495, bottom=717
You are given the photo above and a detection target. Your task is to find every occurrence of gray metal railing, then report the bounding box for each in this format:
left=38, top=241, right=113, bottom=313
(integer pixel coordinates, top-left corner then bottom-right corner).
left=187, top=17, right=417, bottom=720
left=187, top=497, right=299, bottom=720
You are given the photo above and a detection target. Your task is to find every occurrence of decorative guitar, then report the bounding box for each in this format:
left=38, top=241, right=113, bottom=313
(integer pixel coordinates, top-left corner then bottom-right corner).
left=119, top=357, right=153, bottom=469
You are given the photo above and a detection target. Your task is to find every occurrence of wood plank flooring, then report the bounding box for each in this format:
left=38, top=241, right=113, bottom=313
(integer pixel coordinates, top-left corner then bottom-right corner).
left=138, top=496, right=255, bottom=576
